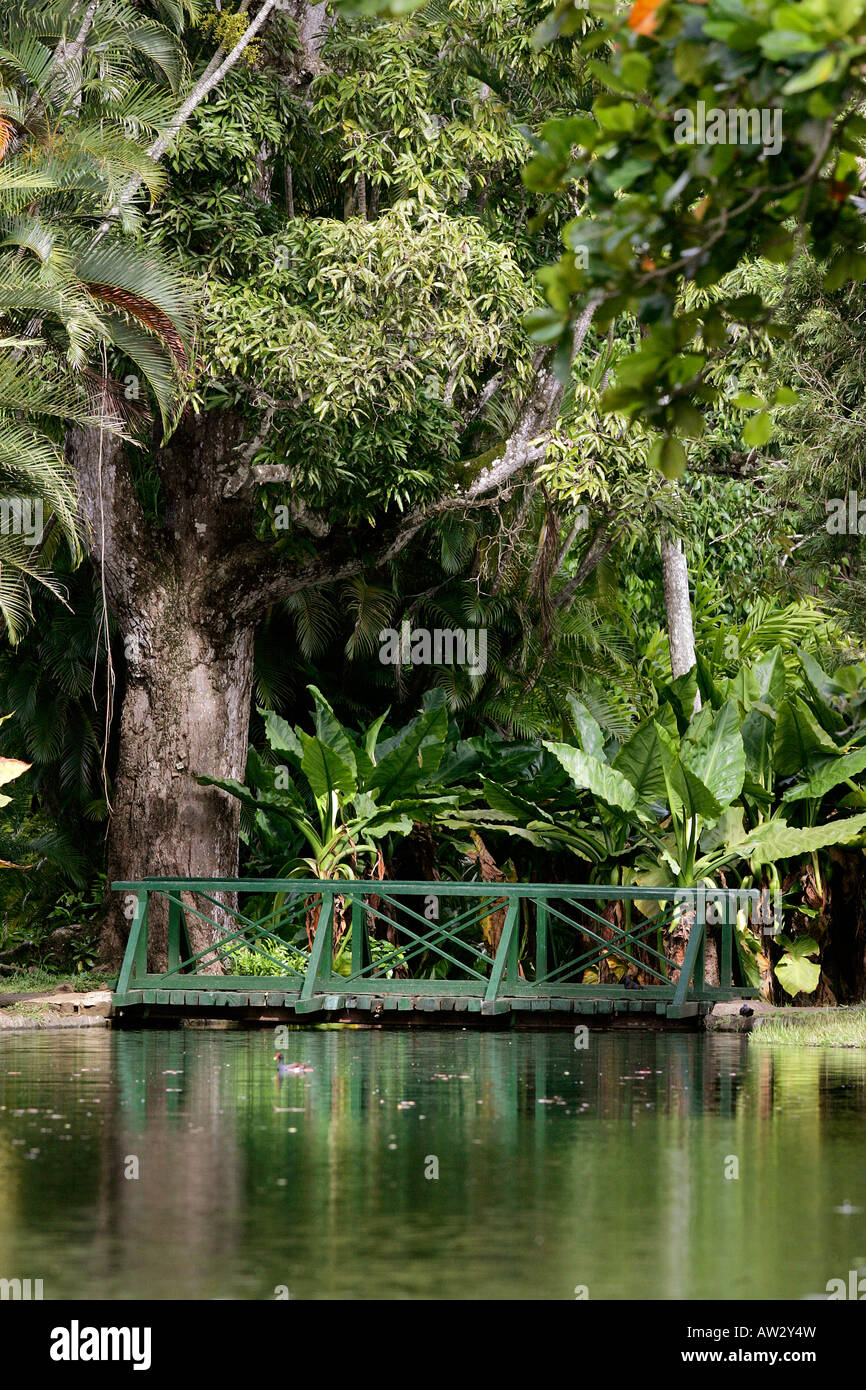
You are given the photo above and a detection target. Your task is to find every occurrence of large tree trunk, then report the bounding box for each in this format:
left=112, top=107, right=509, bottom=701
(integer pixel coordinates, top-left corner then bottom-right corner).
left=105, top=586, right=255, bottom=969
left=69, top=411, right=259, bottom=970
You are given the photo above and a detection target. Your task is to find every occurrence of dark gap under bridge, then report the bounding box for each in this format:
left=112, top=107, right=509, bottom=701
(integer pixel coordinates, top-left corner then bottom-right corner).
left=111, top=880, right=760, bottom=1029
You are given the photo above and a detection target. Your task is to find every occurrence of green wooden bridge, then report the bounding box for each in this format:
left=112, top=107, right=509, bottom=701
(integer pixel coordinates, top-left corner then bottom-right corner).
left=111, top=879, right=760, bottom=1026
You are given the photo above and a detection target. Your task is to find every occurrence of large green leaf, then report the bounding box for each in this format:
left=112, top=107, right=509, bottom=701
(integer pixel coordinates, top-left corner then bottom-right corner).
left=363, top=710, right=389, bottom=762
left=612, top=719, right=667, bottom=804
left=751, top=646, right=787, bottom=708
left=657, top=666, right=699, bottom=731
left=543, top=742, right=637, bottom=813
left=263, top=709, right=303, bottom=761
left=367, top=705, right=448, bottom=800
left=308, top=685, right=359, bottom=780
left=796, top=646, right=847, bottom=716
left=681, top=699, right=745, bottom=808
left=736, top=810, right=866, bottom=862
left=725, top=665, right=761, bottom=717
left=566, top=694, right=605, bottom=759
left=740, top=707, right=775, bottom=788
left=299, top=732, right=357, bottom=803
left=781, top=747, right=866, bottom=803
left=363, top=794, right=459, bottom=835
left=655, top=723, right=723, bottom=821
left=698, top=804, right=745, bottom=854
left=774, top=937, right=821, bottom=997
left=626, top=859, right=678, bottom=919
left=437, top=739, right=485, bottom=787
left=696, top=651, right=725, bottom=710
left=774, top=696, right=839, bottom=777
left=481, top=777, right=554, bottom=823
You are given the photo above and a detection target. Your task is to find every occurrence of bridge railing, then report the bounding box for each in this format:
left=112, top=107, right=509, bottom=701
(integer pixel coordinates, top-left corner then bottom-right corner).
left=112, top=879, right=763, bottom=1014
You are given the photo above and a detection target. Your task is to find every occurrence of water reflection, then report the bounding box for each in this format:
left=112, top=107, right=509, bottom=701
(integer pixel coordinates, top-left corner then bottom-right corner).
left=0, top=1028, right=864, bottom=1299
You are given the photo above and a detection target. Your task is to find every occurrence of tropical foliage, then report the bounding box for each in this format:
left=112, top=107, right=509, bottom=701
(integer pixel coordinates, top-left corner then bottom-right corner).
left=3, top=0, right=866, bottom=1008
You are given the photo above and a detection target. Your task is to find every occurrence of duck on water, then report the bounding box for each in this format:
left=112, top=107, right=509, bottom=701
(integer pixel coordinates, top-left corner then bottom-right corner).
left=275, top=1054, right=313, bottom=1076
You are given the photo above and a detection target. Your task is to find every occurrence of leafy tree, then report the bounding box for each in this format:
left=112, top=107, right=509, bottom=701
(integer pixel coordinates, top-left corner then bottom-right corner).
left=53, top=0, right=619, bottom=967
left=527, top=0, right=866, bottom=455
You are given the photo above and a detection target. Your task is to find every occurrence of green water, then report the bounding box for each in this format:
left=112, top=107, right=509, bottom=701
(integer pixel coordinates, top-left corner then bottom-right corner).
left=0, top=1027, right=864, bottom=1300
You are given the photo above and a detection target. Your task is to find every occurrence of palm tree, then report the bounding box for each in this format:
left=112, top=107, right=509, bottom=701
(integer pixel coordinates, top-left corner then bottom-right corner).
left=0, top=0, right=195, bottom=637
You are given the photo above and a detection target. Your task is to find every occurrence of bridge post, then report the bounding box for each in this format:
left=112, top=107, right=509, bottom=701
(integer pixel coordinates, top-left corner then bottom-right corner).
left=721, top=891, right=735, bottom=988
left=350, top=893, right=372, bottom=976
left=672, top=890, right=704, bottom=1009
left=484, top=899, right=518, bottom=1008
left=168, top=895, right=181, bottom=975
left=300, top=891, right=334, bottom=1003
left=536, top=899, right=548, bottom=981
left=117, top=890, right=148, bottom=995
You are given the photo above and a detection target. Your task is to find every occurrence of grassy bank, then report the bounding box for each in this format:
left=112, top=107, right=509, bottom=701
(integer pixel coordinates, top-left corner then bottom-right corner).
left=0, top=968, right=111, bottom=995
left=751, top=1006, right=866, bottom=1048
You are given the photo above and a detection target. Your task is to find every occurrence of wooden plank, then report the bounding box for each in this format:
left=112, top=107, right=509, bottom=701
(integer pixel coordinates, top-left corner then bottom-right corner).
left=466, top=997, right=482, bottom=1011
left=397, top=996, right=413, bottom=1011
left=142, top=990, right=157, bottom=1005
left=197, top=992, right=217, bottom=1007
left=454, top=997, right=470, bottom=1012
left=666, top=1002, right=699, bottom=1019
left=323, top=994, right=344, bottom=1010
left=169, top=991, right=185, bottom=1006
left=481, top=999, right=510, bottom=1015
left=294, top=996, right=325, bottom=1014
left=383, top=996, right=400, bottom=1011
left=597, top=1000, right=613, bottom=1014
left=531, top=998, right=551, bottom=1011
left=574, top=999, right=597, bottom=1014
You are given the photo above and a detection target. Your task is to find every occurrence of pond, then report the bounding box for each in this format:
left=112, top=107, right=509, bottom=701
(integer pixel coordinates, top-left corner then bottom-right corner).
left=0, top=1027, right=863, bottom=1300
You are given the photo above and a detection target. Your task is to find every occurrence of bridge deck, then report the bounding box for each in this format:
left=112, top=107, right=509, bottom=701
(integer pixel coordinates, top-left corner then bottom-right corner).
left=111, top=879, right=761, bottom=1028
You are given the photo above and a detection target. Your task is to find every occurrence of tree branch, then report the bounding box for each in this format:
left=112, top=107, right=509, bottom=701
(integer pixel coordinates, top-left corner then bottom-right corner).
left=465, top=294, right=601, bottom=498
left=553, top=518, right=620, bottom=609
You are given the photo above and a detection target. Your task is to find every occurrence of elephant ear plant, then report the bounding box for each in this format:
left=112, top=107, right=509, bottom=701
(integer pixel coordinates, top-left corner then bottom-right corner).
left=538, top=651, right=866, bottom=996
left=539, top=696, right=748, bottom=974
left=542, top=695, right=748, bottom=888
left=199, top=686, right=464, bottom=883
